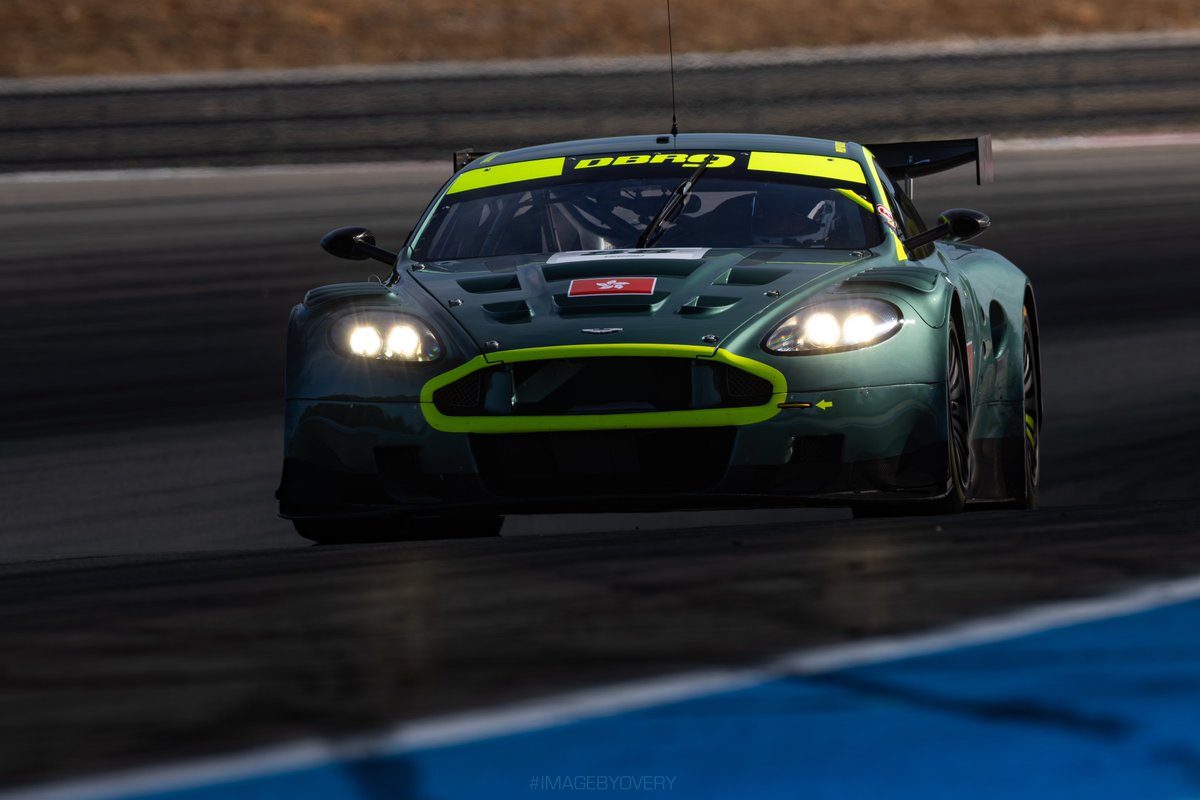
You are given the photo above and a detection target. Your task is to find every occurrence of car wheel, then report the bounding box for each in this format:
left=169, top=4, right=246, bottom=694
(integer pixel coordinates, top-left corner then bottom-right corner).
left=292, top=515, right=504, bottom=544
left=852, top=317, right=970, bottom=518
left=937, top=315, right=971, bottom=513
left=1011, top=308, right=1040, bottom=508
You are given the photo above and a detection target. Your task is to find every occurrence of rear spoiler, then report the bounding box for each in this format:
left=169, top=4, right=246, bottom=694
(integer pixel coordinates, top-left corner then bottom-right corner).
left=453, top=149, right=489, bottom=173
left=863, top=135, right=993, bottom=186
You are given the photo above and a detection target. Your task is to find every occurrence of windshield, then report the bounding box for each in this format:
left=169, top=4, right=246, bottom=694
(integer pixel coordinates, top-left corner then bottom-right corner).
left=412, top=151, right=884, bottom=263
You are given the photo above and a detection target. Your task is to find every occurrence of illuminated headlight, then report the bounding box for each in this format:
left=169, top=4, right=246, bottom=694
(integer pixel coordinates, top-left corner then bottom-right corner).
left=764, top=299, right=902, bottom=354
left=349, top=326, right=382, bottom=356
left=332, top=314, right=442, bottom=362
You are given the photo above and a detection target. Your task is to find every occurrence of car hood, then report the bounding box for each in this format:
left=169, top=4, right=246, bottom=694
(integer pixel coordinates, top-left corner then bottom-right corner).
left=408, top=247, right=881, bottom=354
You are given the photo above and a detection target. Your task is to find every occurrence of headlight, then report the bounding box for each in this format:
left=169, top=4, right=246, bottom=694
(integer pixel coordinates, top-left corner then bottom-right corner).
left=332, top=313, right=442, bottom=362
left=764, top=299, right=902, bottom=354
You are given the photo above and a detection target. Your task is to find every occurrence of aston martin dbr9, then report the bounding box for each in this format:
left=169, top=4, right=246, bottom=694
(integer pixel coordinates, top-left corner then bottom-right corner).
left=277, top=133, right=1040, bottom=542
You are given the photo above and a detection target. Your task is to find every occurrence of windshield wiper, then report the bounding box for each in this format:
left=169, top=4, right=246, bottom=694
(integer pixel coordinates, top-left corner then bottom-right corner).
left=636, top=155, right=714, bottom=248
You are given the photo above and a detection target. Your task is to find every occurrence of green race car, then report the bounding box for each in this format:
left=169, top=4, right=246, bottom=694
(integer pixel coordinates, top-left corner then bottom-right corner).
left=277, top=133, right=1041, bottom=542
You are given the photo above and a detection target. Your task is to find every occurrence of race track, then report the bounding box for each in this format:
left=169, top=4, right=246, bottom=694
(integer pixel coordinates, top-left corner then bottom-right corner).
left=1, top=140, right=1199, bottom=794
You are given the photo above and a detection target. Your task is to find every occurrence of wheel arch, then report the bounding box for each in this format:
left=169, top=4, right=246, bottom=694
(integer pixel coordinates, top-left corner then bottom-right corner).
left=1022, top=283, right=1044, bottom=424
left=947, top=290, right=974, bottom=504
left=947, top=289, right=970, bottom=409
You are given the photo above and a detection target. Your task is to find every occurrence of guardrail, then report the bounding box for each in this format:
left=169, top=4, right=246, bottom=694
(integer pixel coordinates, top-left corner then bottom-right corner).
left=3, top=32, right=1199, bottom=171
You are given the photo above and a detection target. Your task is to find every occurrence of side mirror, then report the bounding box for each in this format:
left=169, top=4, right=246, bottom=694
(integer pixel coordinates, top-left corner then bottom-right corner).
left=940, top=208, right=990, bottom=243
left=903, top=208, right=991, bottom=251
left=320, top=226, right=398, bottom=266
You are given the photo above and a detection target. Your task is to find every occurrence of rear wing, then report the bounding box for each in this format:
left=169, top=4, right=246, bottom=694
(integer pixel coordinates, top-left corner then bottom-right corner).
left=864, top=135, right=993, bottom=187
left=453, top=149, right=489, bottom=173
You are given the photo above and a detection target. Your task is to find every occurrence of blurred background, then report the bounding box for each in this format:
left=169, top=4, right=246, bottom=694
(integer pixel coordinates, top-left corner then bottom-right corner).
left=4, top=0, right=1200, bottom=76
left=3, top=1, right=1200, bottom=170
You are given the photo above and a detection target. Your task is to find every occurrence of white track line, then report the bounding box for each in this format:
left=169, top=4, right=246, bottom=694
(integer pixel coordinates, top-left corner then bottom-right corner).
left=8, top=573, right=1200, bottom=800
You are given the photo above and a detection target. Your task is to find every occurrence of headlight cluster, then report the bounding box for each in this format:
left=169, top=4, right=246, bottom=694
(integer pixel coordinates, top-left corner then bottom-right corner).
left=764, top=298, right=902, bottom=354
left=332, top=313, right=442, bottom=362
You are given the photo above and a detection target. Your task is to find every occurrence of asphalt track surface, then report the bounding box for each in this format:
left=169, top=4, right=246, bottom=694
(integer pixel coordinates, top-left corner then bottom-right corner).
left=1, top=141, right=1199, bottom=793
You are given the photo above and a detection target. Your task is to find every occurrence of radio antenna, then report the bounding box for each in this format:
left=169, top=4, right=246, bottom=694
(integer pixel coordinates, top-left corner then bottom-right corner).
left=667, top=0, right=678, bottom=137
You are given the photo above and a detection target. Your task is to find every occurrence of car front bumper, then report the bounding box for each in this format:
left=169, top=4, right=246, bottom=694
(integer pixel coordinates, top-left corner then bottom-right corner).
left=277, top=381, right=951, bottom=519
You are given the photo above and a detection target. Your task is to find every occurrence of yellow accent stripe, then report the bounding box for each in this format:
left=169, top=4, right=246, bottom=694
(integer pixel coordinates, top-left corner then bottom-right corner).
left=862, top=150, right=908, bottom=262
left=747, top=152, right=867, bottom=184
left=420, top=345, right=787, bottom=434
left=834, top=188, right=874, bottom=212
left=446, top=157, right=566, bottom=194
left=1025, top=413, right=1037, bottom=447
left=446, top=151, right=872, bottom=195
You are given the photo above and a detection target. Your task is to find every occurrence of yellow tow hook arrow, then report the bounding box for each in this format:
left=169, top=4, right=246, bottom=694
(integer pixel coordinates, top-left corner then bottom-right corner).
left=816, top=399, right=833, bottom=411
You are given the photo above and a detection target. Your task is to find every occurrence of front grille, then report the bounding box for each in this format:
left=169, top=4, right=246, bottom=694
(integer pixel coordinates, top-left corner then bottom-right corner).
left=511, top=358, right=691, bottom=414
left=715, top=363, right=774, bottom=405
left=432, top=369, right=488, bottom=414
left=471, top=428, right=736, bottom=497
left=431, top=357, right=773, bottom=417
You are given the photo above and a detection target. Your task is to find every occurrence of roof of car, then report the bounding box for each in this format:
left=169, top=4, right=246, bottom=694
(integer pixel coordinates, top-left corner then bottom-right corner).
left=471, top=133, right=861, bottom=169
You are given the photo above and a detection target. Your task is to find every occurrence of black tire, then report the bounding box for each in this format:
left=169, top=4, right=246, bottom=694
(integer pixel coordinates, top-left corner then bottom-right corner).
left=1012, top=307, right=1040, bottom=508
left=936, top=315, right=971, bottom=513
left=292, top=515, right=504, bottom=544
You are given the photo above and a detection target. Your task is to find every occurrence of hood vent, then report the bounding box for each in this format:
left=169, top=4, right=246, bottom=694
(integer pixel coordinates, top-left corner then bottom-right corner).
left=554, top=292, right=670, bottom=316
left=482, top=299, right=534, bottom=323
left=457, top=274, right=522, bottom=294
left=541, top=260, right=703, bottom=283
left=842, top=266, right=941, bottom=293
left=713, top=267, right=789, bottom=287
left=679, top=295, right=740, bottom=317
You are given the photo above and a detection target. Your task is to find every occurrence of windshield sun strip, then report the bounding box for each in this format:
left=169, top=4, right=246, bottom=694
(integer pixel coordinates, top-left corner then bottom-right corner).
left=446, top=157, right=567, bottom=195
left=442, top=151, right=871, bottom=196
left=746, top=152, right=868, bottom=184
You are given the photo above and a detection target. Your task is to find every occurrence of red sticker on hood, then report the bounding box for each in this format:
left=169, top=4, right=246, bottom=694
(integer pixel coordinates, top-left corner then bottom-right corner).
left=567, top=277, right=658, bottom=297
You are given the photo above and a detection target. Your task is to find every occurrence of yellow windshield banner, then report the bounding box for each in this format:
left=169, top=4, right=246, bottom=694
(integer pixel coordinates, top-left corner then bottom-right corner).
left=747, top=152, right=867, bottom=184
left=574, top=153, right=737, bottom=169
left=446, top=157, right=566, bottom=195
left=446, top=150, right=871, bottom=196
